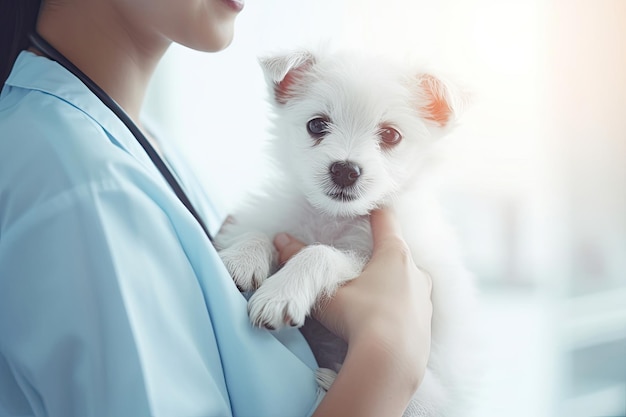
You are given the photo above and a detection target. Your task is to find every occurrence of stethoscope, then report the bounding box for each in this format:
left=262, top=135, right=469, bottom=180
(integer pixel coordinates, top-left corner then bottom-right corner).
left=29, top=32, right=213, bottom=242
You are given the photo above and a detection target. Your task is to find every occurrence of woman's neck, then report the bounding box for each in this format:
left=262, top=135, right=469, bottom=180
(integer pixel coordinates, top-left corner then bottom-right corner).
left=36, top=1, right=170, bottom=123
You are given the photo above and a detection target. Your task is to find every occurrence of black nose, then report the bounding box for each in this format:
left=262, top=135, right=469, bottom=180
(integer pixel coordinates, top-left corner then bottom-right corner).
left=329, top=161, right=362, bottom=187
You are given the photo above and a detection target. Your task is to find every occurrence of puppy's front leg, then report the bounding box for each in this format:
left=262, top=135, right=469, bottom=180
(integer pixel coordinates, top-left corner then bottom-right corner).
left=247, top=244, right=366, bottom=330
left=217, top=232, right=276, bottom=291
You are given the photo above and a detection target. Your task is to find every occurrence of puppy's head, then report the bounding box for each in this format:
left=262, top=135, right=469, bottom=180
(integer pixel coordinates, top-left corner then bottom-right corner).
left=260, top=49, right=465, bottom=218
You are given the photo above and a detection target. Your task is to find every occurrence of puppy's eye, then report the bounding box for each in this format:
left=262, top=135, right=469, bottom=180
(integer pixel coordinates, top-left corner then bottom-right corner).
left=379, top=127, right=402, bottom=145
left=307, top=117, right=330, bottom=138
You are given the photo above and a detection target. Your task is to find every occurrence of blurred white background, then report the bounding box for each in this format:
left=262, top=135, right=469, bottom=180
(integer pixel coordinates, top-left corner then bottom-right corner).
left=143, top=1, right=626, bottom=416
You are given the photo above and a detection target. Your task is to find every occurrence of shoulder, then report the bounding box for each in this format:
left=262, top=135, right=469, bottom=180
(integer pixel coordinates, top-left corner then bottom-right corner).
left=0, top=86, right=156, bottom=234
left=0, top=52, right=153, bottom=198
left=1, top=79, right=115, bottom=152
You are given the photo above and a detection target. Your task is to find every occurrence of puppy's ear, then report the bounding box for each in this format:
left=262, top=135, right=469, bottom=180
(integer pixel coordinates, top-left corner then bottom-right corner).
left=259, top=50, right=315, bottom=105
left=413, top=74, right=468, bottom=128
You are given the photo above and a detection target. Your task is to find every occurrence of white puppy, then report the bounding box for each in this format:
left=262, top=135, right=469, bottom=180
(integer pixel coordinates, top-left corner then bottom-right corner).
left=215, top=49, right=476, bottom=417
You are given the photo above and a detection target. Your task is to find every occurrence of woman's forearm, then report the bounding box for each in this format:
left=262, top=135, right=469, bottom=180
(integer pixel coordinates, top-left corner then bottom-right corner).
left=312, top=330, right=423, bottom=417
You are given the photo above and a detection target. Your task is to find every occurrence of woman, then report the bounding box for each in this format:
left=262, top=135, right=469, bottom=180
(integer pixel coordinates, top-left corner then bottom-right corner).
left=0, top=1, right=433, bottom=416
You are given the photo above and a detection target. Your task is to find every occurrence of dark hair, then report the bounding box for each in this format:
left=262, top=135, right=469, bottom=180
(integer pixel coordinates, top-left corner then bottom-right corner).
left=0, top=0, right=41, bottom=87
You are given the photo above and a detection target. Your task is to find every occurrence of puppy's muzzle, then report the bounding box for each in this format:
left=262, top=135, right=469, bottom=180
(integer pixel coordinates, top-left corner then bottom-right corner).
left=329, top=161, right=362, bottom=188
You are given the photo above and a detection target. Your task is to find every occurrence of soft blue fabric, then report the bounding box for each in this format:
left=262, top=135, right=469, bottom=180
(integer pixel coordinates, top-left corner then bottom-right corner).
left=0, top=51, right=323, bottom=417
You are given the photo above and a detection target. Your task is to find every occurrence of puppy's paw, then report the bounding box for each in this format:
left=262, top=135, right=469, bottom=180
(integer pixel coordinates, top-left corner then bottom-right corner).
left=218, top=233, right=274, bottom=291
left=247, top=244, right=363, bottom=330
left=247, top=269, right=312, bottom=330
left=315, top=368, right=338, bottom=391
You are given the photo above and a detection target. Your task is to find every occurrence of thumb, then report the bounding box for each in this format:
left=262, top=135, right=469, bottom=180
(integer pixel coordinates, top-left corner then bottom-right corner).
left=370, top=207, right=404, bottom=254
left=273, top=233, right=306, bottom=265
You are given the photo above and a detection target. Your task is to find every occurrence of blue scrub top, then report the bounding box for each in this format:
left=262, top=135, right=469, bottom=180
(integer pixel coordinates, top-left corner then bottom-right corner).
left=0, top=51, right=323, bottom=417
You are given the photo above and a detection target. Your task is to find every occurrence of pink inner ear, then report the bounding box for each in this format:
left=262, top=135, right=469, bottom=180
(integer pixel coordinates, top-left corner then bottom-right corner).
left=275, top=71, right=298, bottom=105
left=274, top=64, right=311, bottom=105
left=419, top=74, right=452, bottom=127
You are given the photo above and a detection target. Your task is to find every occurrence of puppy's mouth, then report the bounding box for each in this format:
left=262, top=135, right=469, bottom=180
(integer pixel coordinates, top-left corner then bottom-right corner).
left=326, top=190, right=358, bottom=202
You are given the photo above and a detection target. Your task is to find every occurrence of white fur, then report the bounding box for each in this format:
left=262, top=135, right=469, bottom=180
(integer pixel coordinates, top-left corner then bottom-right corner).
left=215, top=49, right=477, bottom=417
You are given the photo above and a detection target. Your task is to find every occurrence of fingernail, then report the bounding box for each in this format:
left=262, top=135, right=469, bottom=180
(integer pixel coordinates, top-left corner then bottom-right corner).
left=274, top=233, right=291, bottom=250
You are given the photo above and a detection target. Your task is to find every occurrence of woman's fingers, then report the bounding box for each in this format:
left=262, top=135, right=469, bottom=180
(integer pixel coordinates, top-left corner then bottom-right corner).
left=275, top=207, right=400, bottom=265
left=273, top=233, right=305, bottom=265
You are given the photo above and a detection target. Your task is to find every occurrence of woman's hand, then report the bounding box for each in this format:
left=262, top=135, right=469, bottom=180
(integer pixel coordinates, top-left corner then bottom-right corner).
left=273, top=207, right=433, bottom=417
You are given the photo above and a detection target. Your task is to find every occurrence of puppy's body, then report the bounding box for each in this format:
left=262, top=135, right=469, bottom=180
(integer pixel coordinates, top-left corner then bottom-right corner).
left=216, top=50, right=476, bottom=417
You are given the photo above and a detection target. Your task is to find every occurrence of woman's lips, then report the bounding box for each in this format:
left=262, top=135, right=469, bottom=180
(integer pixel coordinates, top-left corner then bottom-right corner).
left=221, top=0, right=244, bottom=12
